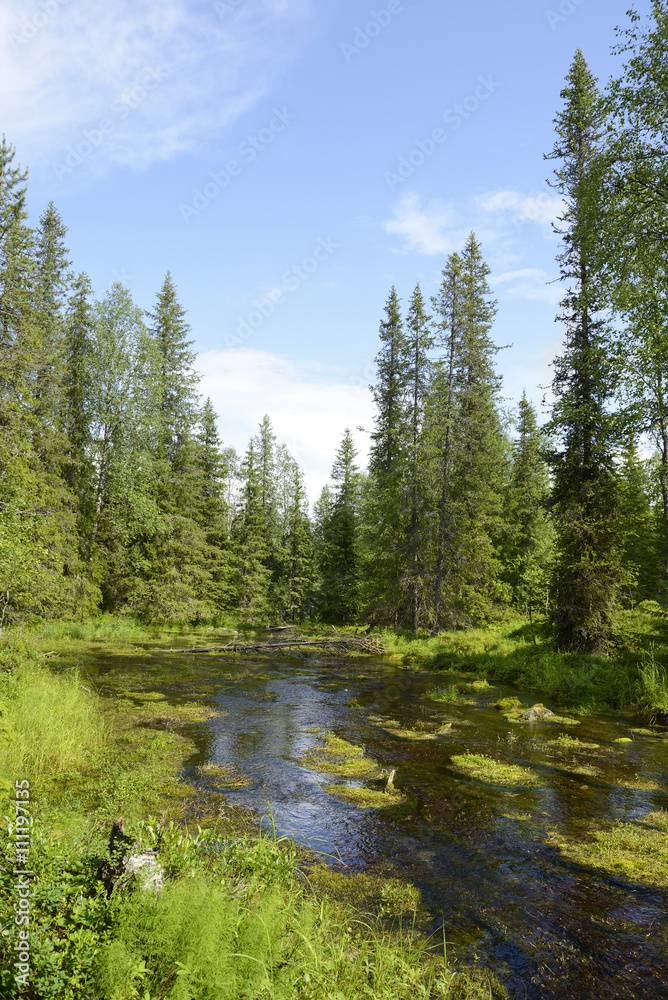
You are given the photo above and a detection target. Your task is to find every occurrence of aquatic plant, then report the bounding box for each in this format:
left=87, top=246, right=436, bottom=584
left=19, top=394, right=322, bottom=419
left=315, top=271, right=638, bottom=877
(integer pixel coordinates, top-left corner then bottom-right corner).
left=450, top=753, right=541, bottom=787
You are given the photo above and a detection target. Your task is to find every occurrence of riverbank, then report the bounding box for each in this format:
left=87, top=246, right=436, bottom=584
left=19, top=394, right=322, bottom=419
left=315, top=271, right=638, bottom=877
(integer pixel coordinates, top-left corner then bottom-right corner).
left=380, top=605, right=668, bottom=719
left=0, top=623, right=510, bottom=1000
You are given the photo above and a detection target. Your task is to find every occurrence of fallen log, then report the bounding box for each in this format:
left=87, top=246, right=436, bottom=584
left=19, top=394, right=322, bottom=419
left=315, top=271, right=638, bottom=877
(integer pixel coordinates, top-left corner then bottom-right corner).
left=158, top=635, right=386, bottom=655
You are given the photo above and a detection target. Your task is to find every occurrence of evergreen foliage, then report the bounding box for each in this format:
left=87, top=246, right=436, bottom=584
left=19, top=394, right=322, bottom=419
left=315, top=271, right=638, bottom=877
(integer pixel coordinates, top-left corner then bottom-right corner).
left=1, top=15, right=667, bottom=638
left=544, top=50, right=624, bottom=653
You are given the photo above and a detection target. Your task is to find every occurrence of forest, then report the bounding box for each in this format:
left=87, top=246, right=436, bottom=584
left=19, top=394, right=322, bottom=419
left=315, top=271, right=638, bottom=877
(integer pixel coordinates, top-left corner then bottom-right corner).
left=2, top=7, right=668, bottom=1000
left=2, top=13, right=668, bottom=659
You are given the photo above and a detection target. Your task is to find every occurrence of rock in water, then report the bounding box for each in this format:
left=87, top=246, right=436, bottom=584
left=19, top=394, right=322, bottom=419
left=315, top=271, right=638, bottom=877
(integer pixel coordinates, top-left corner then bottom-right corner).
left=520, top=704, right=555, bottom=722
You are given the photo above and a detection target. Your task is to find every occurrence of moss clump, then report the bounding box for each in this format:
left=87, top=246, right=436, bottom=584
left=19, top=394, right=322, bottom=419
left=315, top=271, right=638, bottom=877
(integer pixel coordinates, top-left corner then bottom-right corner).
left=614, top=737, right=633, bottom=743
left=549, top=734, right=600, bottom=750
left=325, top=784, right=404, bottom=810
left=306, top=865, right=421, bottom=916
left=494, top=697, right=524, bottom=711
left=451, top=753, right=541, bottom=787
left=366, top=714, right=402, bottom=729
left=425, top=685, right=475, bottom=705
left=459, top=679, right=494, bottom=692
left=299, top=732, right=379, bottom=779
left=195, top=763, right=251, bottom=789
left=393, top=722, right=453, bottom=741
left=447, top=967, right=510, bottom=999
left=549, top=811, right=668, bottom=886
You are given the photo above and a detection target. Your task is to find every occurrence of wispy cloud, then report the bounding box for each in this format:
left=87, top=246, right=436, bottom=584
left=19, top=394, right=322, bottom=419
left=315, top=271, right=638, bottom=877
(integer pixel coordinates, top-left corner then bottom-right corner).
left=198, top=347, right=374, bottom=503
left=492, top=267, right=561, bottom=304
left=2, top=0, right=314, bottom=177
left=477, top=188, right=564, bottom=227
left=383, top=192, right=463, bottom=255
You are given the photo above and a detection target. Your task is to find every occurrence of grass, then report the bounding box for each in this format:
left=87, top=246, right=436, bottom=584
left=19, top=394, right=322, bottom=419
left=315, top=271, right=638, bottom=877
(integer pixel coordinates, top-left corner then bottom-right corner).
left=324, top=783, right=406, bottom=809
left=195, top=762, right=251, bottom=788
left=299, top=732, right=380, bottom=779
left=380, top=605, right=668, bottom=716
left=0, top=621, right=514, bottom=998
left=548, top=811, right=668, bottom=887
left=450, top=753, right=541, bottom=787
left=424, top=685, right=476, bottom=706
left=0, top=635, right=105, bottom=781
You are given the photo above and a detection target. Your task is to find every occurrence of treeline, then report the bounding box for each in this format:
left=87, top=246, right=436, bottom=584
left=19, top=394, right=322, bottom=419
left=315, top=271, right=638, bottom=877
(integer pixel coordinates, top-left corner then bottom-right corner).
left=2, top=5, right=668, bottom=650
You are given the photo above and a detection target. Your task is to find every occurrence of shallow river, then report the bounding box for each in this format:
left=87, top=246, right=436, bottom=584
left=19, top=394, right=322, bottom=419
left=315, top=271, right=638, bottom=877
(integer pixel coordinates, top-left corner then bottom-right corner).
left=95, top=646, right=668, bottom=999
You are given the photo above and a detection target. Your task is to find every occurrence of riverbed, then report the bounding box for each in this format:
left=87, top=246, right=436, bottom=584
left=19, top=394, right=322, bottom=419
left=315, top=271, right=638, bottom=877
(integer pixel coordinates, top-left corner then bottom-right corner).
left=90, top=643, right=668, bottom=999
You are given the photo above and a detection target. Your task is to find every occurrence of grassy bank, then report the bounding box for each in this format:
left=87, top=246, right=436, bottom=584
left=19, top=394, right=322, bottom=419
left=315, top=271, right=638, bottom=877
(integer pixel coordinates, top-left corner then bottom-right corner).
left=380, top=605, right=668, bottom=717
left=0, top=623, right=508, bottom=1000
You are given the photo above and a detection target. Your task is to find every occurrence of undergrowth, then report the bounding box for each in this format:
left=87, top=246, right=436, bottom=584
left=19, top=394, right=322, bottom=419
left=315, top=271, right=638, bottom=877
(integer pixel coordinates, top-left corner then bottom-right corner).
left=381, top=604, right=668, bottom=714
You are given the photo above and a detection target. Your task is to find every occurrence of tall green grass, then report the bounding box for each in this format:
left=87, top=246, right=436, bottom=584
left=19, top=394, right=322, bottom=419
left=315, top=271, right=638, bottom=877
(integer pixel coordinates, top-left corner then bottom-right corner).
left=0, top=636, right=104, bottom=778
left=381, top=613, right=668, bottom=713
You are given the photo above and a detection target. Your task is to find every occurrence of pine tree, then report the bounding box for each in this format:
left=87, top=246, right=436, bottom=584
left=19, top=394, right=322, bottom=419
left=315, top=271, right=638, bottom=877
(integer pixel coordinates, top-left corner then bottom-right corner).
left=63, top=273, right=94, bottom=509
left=404, top=282, right=432, bottom=632
left=545, top=50, right=624, bottom=652
left=617, top=436, right=662, bottom=605
left=423, top=236, right=506, bottom=628
left=320, top=429, right=361, bottom=623
left=428, top=252, right=463, bottom=625
left=231, top=441, right=271, bottom=622
left=365, top=288, right=410, bottom=622
left=195, top=398, right=231, bottom=613
left=503, top=393, right=553, bottom=629
left=284, top=465, right=313, bottom=623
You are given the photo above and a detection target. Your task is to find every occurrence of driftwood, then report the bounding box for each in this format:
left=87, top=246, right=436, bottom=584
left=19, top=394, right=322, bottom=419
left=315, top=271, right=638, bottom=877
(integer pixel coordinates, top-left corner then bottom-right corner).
left=159, top=634, right=385, bottom=656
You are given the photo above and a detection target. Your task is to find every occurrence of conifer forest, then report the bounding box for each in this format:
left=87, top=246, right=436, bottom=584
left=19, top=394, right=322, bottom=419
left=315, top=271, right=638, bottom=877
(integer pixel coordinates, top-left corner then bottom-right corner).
left=4, top=7, right=668, bottom=1000
left=3, top=22, right=668, bottom=652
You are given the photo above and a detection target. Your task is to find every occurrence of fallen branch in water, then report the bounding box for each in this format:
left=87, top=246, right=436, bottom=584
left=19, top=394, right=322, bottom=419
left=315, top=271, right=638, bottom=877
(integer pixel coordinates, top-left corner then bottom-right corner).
left=158, top=635, right=386, bottom=656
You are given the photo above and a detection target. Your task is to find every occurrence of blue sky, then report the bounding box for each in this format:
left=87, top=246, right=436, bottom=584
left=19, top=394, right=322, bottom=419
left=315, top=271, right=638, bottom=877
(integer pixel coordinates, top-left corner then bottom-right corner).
left=2, top=0, right=654, bottom=499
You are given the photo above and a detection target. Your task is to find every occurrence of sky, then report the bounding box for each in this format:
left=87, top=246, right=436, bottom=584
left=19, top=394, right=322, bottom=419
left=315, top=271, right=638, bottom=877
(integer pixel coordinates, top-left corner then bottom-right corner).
left=2, top=0, right=656, bottom=500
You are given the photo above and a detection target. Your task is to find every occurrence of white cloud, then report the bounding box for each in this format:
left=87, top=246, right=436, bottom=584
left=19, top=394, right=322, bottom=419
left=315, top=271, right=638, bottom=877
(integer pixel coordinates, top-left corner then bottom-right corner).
left=197, top=347, right=374, bottom=504
left=477, top=188, right=564, bottom=227
left=383, top=192, right=463, bottom=255
left=1, top=0, right=314, bottom=177
left=492, top=267, right=562, bottom=304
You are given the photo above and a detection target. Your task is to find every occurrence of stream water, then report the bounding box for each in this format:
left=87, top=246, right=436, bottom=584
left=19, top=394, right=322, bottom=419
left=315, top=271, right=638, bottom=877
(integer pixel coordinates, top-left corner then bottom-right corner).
left=92, top=645, right=668, bottom=999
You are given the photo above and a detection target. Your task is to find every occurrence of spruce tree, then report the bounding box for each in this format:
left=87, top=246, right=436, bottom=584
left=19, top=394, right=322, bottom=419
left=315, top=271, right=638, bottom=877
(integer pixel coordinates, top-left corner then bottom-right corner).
left=320, top=429, right=361, bottom=623
left=195, top=398, right=231, bottom=613
left=545, top=50, right=624, bottom=652
left=284, top=465, right=313, bottom=623
left=503, top=393, right=553, bottom=628
left=404, top=282, right=432, bottom=632
left=428, top=252, right=463, bottom=625
left=366, top=287, right=409, bottom=622
left=617, top=436, right=662, bottom=605
left=231, top=441, right=271, bottom=622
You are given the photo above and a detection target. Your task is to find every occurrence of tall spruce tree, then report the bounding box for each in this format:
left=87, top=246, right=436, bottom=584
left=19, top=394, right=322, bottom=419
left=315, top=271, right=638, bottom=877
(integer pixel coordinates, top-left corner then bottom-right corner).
left=428, top=252, right=463, bottom=625
left=284, top=465, right=313, bottom=623
left=195, top=398, right=231, bottom=613
left=503, top=393, right=553, bottom=627
left=319, top=429, right=361, bottom=623
left=366, top=287, right=409, bottom=622
left=404, top=282, right=432, bottom=632
left=545, top=50, right=623, bottom=652
left=231, top=441, right=271, bottom=622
